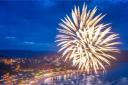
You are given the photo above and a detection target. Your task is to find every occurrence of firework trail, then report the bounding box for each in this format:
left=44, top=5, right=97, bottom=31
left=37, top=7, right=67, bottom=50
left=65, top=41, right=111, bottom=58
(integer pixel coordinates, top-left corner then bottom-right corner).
left=56, top=4, right=120, bottom=74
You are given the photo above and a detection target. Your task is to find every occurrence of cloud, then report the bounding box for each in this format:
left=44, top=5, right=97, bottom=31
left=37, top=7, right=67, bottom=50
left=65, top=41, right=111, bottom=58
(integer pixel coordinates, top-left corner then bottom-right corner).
left=22, top=42, right=53, bottom=47
left=0, top=25, right=5, bottom=28
left=93, top=0, right=128, bottom=4
left=37, top=43, right=53, bottom=46
left=23, top=41, right=35, bottom=45
left=91, top=0, right=128, bottom=10
left=21, top=42, right=55, bottom=50
left=107, top=0, right=128, bottom=3
left=37, top=0, right=55, bottom=9
left=5, top=36, right=16, bottom=40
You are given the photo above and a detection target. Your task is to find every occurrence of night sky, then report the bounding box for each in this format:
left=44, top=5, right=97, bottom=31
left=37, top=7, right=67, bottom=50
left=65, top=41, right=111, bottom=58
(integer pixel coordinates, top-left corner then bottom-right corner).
left=0, top=0, right=128, bottom=51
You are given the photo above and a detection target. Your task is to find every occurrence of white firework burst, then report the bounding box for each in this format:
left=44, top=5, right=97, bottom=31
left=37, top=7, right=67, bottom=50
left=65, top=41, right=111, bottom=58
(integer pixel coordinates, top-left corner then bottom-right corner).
left=56, top=4, right=120, bottom=74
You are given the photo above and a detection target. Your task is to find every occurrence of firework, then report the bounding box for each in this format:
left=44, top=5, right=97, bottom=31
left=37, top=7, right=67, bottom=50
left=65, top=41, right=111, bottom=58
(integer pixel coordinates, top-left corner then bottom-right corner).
left=56, top=4, right=120, bottom=74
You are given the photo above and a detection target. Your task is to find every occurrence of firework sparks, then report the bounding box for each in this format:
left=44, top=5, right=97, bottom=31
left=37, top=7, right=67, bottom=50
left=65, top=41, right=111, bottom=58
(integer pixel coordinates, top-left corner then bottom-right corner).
left=56, top=4, right=120, bottom=74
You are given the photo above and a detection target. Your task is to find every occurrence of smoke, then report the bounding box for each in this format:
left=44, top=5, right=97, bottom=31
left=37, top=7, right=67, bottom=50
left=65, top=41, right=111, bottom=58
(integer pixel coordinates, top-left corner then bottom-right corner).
left=115, top=77, right=128, bottom=85
left=35, top=74, right=128, bottom=85
left=85, top=75, right=128, bottom=85
left=84, top=75, right=110, bottom=85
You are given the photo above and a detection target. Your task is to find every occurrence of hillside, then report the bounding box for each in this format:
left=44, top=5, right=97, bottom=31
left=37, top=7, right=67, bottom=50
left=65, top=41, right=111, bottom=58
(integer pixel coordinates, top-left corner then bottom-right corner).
left=0, top=50, right=127, bottom=62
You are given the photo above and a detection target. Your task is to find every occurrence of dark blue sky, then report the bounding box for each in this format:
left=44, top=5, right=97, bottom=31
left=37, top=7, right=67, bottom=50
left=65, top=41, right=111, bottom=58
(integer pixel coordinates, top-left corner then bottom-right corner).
left=0, top=0, right=128, bottom=51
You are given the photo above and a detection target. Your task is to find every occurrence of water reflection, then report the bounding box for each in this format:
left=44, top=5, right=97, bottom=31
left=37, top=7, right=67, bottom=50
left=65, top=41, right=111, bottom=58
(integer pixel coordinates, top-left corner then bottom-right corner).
left=38, top=73, right=101, bottom=85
